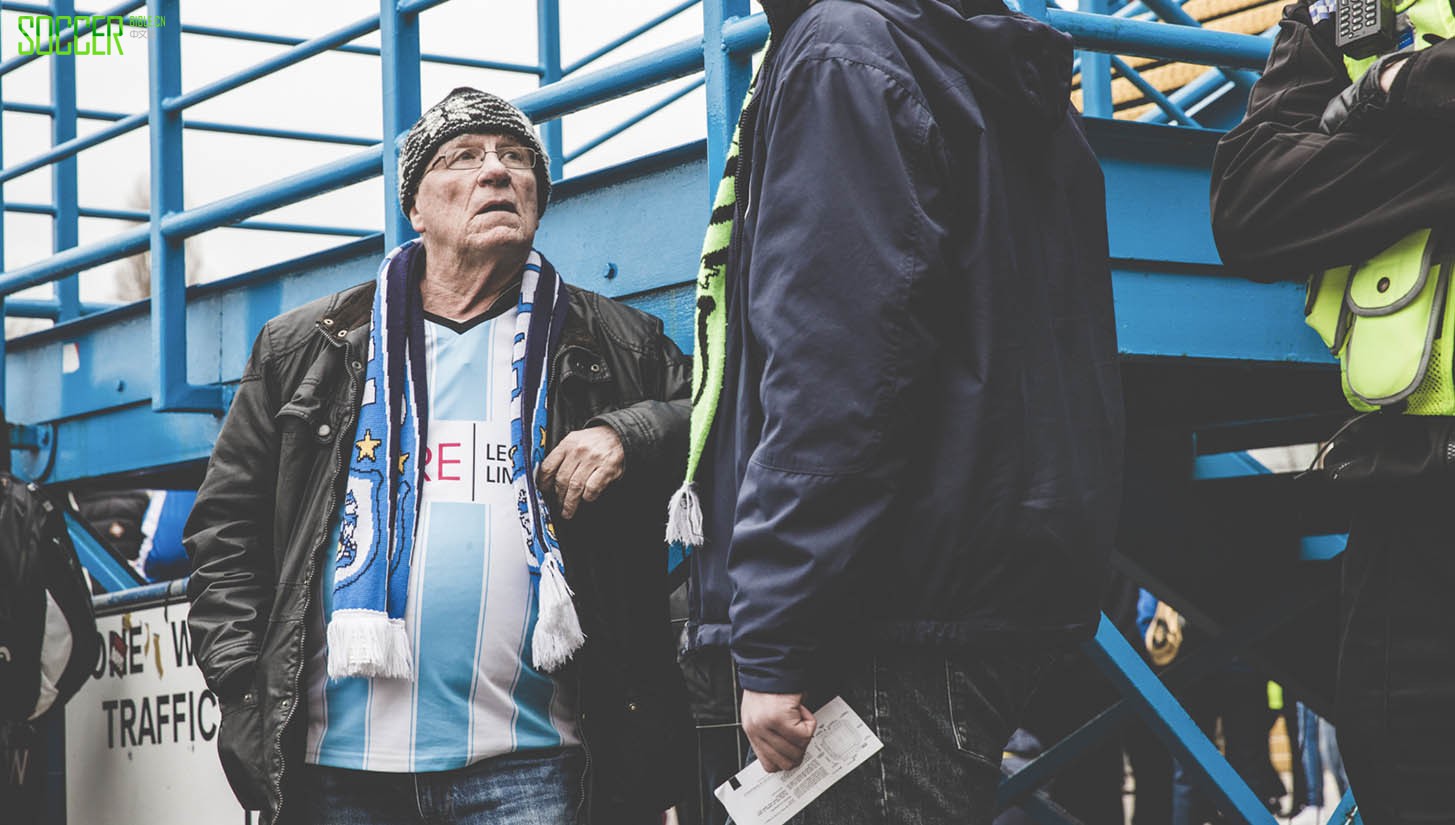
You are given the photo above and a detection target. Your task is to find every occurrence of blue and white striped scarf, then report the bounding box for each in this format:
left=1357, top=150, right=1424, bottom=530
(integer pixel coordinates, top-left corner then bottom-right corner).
left=325, top=241, right=584, bottom=679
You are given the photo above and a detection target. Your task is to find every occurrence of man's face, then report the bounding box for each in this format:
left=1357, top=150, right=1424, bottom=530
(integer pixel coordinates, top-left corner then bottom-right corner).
left=408, top=132, right=540, bottom=259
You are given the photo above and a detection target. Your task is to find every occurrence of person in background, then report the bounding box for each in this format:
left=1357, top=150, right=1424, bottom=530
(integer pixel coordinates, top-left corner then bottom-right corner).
left=671, top=0, right=1124, bottom=821
left=1211, top=0, right=1455, bottom=818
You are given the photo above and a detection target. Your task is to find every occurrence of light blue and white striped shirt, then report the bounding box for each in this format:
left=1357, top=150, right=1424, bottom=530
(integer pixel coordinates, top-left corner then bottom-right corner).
left=305, top=307, right=579, bottom=772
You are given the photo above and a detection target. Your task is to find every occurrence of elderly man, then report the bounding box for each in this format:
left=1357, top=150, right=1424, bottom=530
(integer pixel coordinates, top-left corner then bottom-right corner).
left=186, top=88, right=693, bottom=825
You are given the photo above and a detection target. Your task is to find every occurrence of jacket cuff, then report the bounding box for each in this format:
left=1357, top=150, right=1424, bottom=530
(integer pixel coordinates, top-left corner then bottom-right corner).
left=732, top=656, right=813, bottom=695
left=585, top=407, right=656, bottom=475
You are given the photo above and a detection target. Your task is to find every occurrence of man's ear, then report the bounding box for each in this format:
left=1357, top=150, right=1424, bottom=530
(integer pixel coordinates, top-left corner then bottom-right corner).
left=408, top=204, right=426, bottom=234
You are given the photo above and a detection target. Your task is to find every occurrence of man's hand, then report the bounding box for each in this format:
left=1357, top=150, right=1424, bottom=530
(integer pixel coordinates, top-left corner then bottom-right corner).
left=538, top=425, right=625, bottom=519
left=741, top=690, right=817, bottom=773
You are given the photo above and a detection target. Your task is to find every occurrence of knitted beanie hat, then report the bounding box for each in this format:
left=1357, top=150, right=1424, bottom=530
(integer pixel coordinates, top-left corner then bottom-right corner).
left=397, top=87, right=552, bottom=217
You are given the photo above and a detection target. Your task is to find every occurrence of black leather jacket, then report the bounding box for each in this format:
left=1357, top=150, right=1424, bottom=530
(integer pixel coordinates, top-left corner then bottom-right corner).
left=184, top=277, right=694, bottom=825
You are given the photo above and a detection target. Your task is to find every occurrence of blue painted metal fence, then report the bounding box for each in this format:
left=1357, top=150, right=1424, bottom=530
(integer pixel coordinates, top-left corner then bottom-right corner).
left=1, top=1, right=1361, bottom=823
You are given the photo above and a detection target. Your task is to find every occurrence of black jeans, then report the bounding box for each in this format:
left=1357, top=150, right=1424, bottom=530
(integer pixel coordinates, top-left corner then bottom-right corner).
left=1337, top=479, right=1455, bottom=825
left=784, top=647, right=1051, bottom=825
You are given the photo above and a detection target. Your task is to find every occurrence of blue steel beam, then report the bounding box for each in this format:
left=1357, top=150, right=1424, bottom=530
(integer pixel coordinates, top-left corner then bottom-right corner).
left=148, top=0, right=219, bottom=412
left=1081, top=0, right=1114, bottom=117
left=1084, top=615, right=1278, bottom=825
left=6, top=298, right=114, bottom=318
left=380, top=0, right=420, bottom=249
left=1001, top=583, right=1327, bottom=807
left=1111, top=54, right=1198, bottom=125
left=396, top=0, right=451, bottom=14
left=4, top=202, right=372, bottom=236
left=158, top=151, right=381, bottom=241
left=0, top=228, right=149, bottom=297
left=513, top=37, right=705, bottom=123
left=538, top=0, right=565, bottom=180
left=92, top=579, right=187, bottom=613
left=65, top=511, right=145, bottom=592
left=563, top=0, right=701, bottom=75
left=1141, top=23, right=1281, bottom=126
left=0, top=148, right=381, bottom=299
left=177, top=23, right=541, bottom=75
left=717, top=10, right=1273, bottom=70
left=1046, top=10, right=1272, bottom=68
left=1052, top=0, right=1198, bottom=125
left=563, top=76, right=704, bottom=164
left=50, top=0, right=82, bottom=321
left=1327, top=789, right=1362, bottom=825
left=704, top=0, right=751, bottom=200
left=3, top=101, right=377, bottom=145
left=162, top=15, right=381, bottom=114
left=0, top=112, right=148, bottom=185
left=1136, top=0, right=1260, bottom=92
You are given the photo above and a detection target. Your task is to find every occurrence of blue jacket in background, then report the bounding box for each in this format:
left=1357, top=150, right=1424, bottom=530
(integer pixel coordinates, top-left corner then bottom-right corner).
left=687, top=0, right=1126, bottom=694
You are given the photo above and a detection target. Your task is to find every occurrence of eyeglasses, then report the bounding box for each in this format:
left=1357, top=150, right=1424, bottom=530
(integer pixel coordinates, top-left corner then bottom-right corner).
left=429, top=145, right=538, bottom=172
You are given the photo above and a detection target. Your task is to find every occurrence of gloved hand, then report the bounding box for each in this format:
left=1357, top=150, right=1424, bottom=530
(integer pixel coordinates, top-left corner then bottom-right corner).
left=1319, top=51, right=1416, bottom=134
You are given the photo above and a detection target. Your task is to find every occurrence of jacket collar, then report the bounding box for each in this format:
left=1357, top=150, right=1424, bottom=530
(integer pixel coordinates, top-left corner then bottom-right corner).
left=761, top=0, right=819, bottom=34
left=316, top=281, right=375, bottom=345
left=314, top=279, right=600, bottom=361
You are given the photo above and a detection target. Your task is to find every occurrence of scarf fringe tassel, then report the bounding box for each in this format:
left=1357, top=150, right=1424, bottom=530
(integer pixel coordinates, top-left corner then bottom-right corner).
left=532, top=554, right=585, bottom=673
left=665, top=482, right=705, bottom=547
left=327, top=609, right=413, bottom=680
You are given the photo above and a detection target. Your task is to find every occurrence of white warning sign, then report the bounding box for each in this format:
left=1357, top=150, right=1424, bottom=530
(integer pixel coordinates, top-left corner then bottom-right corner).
left=65, top=600, right=249, bottom=825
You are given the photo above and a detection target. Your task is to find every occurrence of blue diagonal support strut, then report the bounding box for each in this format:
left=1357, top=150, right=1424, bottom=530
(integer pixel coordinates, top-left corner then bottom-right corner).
left=1326, top=788, right=1362, bottom=825
left=1082, top=614, right=1279, bottom=825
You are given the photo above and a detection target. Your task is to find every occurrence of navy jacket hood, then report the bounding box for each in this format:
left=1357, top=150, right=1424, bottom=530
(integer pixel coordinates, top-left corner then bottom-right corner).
left=762, top=0, right=1074, bottom=136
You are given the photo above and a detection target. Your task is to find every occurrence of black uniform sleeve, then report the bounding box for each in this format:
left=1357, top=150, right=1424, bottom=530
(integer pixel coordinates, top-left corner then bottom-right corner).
left=1210, top=1, right=1455, bottom=279
left=1393, top=37, right=1455, bottom=122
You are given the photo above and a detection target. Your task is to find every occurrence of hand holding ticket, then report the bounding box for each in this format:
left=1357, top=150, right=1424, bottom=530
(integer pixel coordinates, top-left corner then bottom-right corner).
left=713, top=697, right=884, bottom=825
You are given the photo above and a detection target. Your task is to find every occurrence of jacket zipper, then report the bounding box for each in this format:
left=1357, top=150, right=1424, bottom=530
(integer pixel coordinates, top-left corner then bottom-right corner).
left=545, top=344, right=594, bottom=825
left=541, top=345, right=595, bottom=824
left=272, top=329, right=361, bottom=825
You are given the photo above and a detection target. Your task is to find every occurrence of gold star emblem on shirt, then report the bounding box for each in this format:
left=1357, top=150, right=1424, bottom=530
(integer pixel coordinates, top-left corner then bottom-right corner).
left=355, top=430, right=382, bottom=462
left=398, top=452, right=410, bottom=474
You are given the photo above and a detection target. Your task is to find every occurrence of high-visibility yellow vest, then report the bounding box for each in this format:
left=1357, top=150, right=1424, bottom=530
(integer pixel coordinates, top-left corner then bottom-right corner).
left=1304, top=0, right=1455, bottom=413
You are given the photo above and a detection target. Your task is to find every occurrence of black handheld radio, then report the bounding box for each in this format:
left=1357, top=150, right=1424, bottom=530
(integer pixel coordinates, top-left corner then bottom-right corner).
left=1336, top=0, right=1398, bottom=58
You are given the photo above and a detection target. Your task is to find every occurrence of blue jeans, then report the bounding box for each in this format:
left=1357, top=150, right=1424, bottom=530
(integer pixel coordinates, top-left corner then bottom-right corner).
left=777, top=647, right=1052, bottom=825
left=299, top=747, right=585, bottom=825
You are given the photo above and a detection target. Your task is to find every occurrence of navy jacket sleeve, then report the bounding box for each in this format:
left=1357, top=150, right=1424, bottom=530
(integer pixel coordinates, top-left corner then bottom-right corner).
left=1210, top=0, right=1455, bottom=279
left=728, top=54, right=949, bottom=693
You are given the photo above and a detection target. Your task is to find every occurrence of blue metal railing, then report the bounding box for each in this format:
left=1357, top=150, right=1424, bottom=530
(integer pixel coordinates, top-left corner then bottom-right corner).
left=0, top=0, right=1276, bottom=465
left=0, top=1, right=1274, bottom=471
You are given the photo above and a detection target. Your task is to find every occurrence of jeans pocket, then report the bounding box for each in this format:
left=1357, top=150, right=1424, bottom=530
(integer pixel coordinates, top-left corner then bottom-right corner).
left=945, top=653, right=1043, bottom=768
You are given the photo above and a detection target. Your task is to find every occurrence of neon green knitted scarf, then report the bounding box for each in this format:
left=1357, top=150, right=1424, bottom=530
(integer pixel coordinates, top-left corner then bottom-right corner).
left=665, top=62, right=765, bottom=549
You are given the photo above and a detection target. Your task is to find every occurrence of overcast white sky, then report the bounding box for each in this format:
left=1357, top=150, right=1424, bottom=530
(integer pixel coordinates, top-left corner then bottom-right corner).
left=0, top=1, right=754, bottom=309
